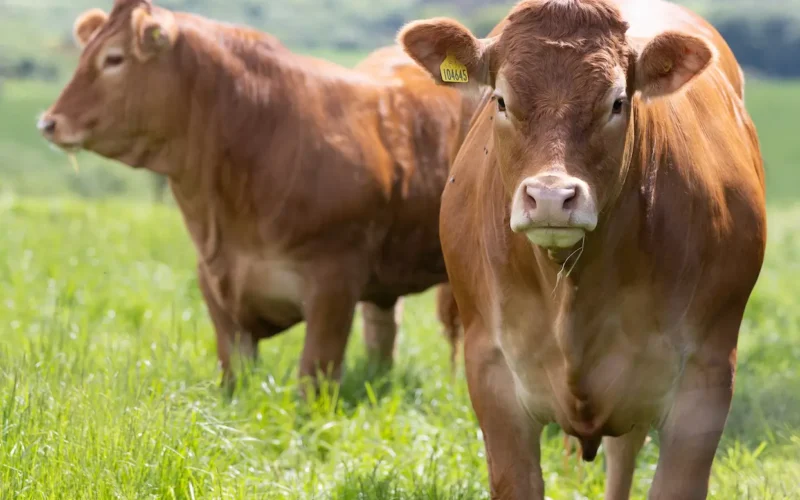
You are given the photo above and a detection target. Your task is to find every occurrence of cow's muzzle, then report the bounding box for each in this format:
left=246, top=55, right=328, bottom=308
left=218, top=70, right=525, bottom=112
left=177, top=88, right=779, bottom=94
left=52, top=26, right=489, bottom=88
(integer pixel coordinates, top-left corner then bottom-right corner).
left=37, top=113, right=87, bottom=150
left=509, top=173, right=598, bottom=249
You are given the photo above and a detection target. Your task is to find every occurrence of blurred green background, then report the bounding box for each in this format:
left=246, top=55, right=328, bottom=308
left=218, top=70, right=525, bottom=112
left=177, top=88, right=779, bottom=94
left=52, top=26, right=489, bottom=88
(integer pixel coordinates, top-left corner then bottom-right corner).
left=1, top=0, right=799, bottom=203
left=1, top=1, right=799, bottom=498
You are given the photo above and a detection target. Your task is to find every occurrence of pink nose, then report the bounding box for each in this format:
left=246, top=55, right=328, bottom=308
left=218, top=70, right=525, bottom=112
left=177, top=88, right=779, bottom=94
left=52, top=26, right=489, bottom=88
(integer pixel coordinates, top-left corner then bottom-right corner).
left=522, top=176, right=580, bottom=226
left=37, top=116, right=57, bottom=137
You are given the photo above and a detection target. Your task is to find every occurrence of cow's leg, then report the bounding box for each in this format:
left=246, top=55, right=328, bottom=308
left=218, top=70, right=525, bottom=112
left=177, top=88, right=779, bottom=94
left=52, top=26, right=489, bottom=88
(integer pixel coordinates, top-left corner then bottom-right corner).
left=464, top=324, right=544, bottom=499
left=298, top=275, right=361, bottom=388
left=603, top=426, right=648, bottom=500
left=197, top=267, right=256, bottom=389
left=361, top=299, right=402, bottom=371
left=648, top=326, right=738, bottom=500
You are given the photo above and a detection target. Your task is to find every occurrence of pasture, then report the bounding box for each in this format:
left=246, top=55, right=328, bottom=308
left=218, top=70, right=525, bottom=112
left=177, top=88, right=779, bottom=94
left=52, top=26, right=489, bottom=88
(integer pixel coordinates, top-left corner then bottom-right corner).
left=1, top=66, right=800, bottom=497
left=1, top=198, right=799, bottom=499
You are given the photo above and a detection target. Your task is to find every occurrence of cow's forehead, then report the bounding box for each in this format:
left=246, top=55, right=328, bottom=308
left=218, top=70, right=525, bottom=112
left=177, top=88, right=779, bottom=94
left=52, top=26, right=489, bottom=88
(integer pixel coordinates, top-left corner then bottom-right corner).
left=505, top=0, right=629, bottom=39
left=81, top=1, right=147, bottom=55
left=497, top=45, right=625, bottom=121
left=495, top=1, right=630, bottom=107
left=112, top=0, right=150, bottom=12
left=497, top=0, right=629, bottom=66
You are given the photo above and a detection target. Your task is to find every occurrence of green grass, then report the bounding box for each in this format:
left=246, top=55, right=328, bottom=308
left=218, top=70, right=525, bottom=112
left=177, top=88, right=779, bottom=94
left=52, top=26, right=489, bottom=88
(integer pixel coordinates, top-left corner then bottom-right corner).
left=744, top=79, right=800, bottom=204
left=0, top=196, right=798, bottom=499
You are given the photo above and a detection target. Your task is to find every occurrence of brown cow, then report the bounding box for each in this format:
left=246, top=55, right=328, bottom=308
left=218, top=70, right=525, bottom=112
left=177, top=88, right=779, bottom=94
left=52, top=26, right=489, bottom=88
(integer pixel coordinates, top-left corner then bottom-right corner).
left=400, top=0, right=766, bottom=498
left=38, top=0, right=476, bottom=390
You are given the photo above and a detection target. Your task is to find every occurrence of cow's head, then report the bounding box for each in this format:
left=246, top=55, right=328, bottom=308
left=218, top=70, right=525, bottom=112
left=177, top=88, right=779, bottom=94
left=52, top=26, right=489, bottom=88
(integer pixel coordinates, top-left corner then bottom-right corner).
left=400, top=0, right=716, bottom=251
left=38, top=0, right=180, bottom=168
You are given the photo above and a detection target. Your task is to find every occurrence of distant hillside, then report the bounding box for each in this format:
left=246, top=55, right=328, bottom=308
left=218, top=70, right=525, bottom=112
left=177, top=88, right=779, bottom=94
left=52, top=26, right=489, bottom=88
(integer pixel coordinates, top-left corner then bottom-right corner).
left=1, top=0, right=799, bottom=80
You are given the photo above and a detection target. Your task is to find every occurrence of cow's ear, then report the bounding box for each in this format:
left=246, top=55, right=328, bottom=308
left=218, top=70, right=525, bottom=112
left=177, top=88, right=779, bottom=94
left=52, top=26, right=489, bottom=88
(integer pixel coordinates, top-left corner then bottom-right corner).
left=73, top=8, right=108, bottom=49
left=131, top=6, right=178, bottom=60
left=634, top=31, right=716, bottom=100
left=398, top=17, right=497, bottom=88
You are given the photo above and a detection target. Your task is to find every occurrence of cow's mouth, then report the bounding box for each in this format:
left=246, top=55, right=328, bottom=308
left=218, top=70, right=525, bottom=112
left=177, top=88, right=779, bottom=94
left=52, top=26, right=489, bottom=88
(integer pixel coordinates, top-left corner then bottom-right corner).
left=46, top=133, right=87, bottom=153
left=524, top=227, right=586, bottom=250
left=58, top=143, right=83, bottom=153
left=37, top=113, right=91, bottom=152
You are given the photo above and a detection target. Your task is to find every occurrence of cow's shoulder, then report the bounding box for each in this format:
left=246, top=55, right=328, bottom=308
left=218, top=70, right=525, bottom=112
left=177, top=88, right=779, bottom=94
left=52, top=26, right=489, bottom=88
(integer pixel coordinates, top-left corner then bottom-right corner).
left=439, top=103, right=500, bottom=311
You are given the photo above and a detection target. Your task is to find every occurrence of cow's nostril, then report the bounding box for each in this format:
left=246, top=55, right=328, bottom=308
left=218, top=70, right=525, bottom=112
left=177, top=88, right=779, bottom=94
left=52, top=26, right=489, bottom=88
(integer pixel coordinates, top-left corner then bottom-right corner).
left=562, top=191, right=577, bottom=210
left=38, top=118, right=56, bottom=135
left=524, top=188, right=538, bottom=210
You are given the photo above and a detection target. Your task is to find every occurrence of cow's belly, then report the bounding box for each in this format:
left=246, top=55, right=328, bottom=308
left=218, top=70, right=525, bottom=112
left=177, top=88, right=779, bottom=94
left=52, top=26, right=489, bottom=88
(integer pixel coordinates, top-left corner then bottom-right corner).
left=499, top=326, right=687, bottom=438
left=205, top=254, right=306, bottom=331
left=368, top=234, right=448, bottom=298
left=240, top=256, right=305, bottom=328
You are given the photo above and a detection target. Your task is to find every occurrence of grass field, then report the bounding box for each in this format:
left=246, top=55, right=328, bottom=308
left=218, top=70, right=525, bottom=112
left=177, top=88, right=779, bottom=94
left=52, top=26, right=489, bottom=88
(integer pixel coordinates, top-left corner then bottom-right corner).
left=0, top=197, right=799, bottom=499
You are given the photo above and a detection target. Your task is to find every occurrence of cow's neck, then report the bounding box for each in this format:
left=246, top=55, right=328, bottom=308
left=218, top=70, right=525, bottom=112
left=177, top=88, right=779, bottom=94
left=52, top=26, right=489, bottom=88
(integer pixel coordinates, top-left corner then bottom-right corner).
left=515, top=159, right=704, bottom=332
left=144, top=24, right=363, bottom=266
left=489, top=165, right=647, bottom=318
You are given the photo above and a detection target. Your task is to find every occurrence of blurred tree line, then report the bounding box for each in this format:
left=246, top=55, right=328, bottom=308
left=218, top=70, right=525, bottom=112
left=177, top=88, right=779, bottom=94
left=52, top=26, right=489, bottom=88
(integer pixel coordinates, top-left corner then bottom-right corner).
left=712, top=12, right=800, bottom=79
left=3, top=0, right=798, bottom=79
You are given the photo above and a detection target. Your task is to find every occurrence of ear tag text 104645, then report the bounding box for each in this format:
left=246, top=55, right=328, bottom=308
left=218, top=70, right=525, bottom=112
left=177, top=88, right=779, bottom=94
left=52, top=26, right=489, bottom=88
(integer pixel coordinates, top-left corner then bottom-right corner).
left=440, top=54, right=469, bottom=83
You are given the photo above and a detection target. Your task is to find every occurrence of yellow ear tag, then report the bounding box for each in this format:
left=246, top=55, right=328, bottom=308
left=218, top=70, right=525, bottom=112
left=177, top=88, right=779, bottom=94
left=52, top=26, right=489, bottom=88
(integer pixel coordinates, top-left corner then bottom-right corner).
left=151, top=27, right=161, bottom=42
left=661, top=59, right=673, bottom=75
left=440, top=54, right=469, bottom=83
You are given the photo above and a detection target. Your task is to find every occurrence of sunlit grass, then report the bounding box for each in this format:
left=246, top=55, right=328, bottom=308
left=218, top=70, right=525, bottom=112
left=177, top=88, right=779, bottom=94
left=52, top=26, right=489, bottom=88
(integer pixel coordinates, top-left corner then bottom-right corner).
left=0, top=197, right=798, bottom=498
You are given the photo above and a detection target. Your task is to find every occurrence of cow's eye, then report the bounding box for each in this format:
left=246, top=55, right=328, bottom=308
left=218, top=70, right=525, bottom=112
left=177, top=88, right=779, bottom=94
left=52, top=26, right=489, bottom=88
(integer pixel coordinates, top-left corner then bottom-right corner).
left=496, top=96, right=506, bottom=113
left=104, top=54, right=125, bottom=68
left=612, top=97, right=625, bottom=115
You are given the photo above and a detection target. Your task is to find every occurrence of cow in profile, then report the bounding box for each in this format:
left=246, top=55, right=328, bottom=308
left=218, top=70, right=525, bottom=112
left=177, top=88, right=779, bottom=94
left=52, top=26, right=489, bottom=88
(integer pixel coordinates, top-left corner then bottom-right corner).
left=400, top=0, right=766, bottom=497
left=39, top=0, right=475, bottom=390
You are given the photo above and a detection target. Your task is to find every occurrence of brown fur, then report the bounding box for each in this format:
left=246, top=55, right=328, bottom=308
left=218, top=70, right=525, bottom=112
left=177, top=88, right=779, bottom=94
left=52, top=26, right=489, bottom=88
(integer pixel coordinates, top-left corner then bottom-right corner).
left=73, top=9, right=108, bottom=48
left=400, top=0, right=766, bottom=498
left=41, top=0, right=475, bottom=388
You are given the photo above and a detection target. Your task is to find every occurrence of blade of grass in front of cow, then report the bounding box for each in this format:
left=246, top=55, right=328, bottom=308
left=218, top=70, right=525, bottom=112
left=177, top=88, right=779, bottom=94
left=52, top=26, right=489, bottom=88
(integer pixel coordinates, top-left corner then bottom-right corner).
left=67, top=152, right=79, bottom=173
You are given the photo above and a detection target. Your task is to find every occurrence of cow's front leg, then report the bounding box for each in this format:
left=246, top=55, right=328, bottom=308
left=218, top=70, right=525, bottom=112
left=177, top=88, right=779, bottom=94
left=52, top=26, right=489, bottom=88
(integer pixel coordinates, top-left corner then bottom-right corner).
left=464, top=324, right=544, bottom=499
left=197, top=267, right=256, bottom=391
left=649, top=331, right=738, bottom=500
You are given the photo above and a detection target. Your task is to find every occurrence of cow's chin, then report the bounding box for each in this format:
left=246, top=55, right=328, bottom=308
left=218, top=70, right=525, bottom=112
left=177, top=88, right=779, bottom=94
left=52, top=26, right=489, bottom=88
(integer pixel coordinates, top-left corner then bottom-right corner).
left=56, top=144, right=83, bottom=154
left=86, top=139, right=149, bottom=169
left=50, top=135, right=87, bottom=154
left=524, top=228, right=585, bottom=250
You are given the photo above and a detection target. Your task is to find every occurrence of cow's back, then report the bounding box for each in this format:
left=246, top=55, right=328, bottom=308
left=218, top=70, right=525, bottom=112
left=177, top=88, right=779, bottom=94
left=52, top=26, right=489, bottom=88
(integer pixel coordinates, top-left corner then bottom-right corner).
left=622, top=0, right=766, bottom=262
